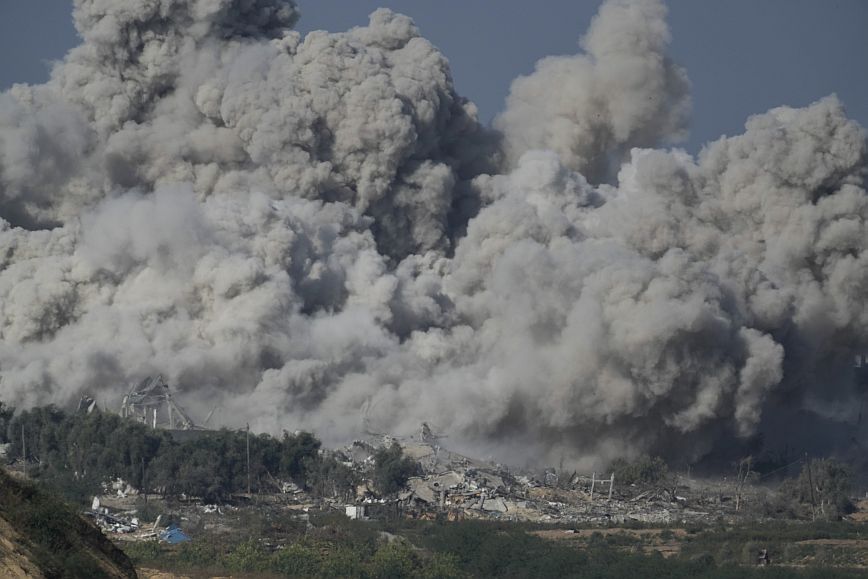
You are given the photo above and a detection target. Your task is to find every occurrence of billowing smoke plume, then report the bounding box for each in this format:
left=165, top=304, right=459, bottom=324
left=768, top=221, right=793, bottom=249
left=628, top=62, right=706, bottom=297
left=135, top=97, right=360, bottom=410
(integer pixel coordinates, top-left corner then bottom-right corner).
left=1, top=0, right=866, bottom=468
left=495, top=0, right=690, bottom=183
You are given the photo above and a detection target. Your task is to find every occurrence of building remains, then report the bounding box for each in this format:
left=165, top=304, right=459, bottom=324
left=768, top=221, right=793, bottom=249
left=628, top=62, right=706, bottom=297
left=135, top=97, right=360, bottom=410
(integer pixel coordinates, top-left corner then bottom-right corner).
left=119, top=376, right=199, bottom=430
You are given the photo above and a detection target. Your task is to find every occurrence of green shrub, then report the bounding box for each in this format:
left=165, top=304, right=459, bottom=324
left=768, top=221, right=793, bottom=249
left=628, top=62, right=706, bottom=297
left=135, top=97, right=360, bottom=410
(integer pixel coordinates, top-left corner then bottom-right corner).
left=176, top=540, right=222, bottom=568
left=222, top=539, right=268, bottom=573
left=420, top=553, right=466, bottom=579
left=318, top=546, right=368, bottom=578
left=270, top=543, right=320, bottom=576
left=368, top=542, right=420, bottom=578
left=122, top=540, right=163, bottom=565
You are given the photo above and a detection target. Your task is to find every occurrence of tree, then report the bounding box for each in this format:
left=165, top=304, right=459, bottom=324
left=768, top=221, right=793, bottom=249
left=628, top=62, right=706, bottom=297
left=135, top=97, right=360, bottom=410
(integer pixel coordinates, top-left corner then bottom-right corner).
left=0, top=402, right=327, bottom=504
left=0, top=401, right=13, bottom=444
left=306, top=454, right=358, bottom=500
left=372, top=444, right=417, bottom=496
left=279, top=431, right=321, bottom=484
left=784, top=458, right=854, bottom=519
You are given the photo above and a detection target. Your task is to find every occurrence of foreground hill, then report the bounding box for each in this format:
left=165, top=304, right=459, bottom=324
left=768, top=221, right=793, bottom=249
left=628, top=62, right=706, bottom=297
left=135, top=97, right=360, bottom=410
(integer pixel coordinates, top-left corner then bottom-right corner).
left=0, top=469, right=137, bottom=579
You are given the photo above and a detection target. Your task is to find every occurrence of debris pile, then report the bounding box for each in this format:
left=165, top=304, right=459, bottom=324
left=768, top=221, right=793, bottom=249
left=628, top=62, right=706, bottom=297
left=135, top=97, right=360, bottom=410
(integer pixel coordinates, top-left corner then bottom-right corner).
left=79, top=431, right=780, bottom=540
left=335, top=438, right=765, bottom=526
left=86, top=497, right=142, bottom=535
left=104, top=478, right=139, bottom=499
left=85, top=494, right=194, bottom=544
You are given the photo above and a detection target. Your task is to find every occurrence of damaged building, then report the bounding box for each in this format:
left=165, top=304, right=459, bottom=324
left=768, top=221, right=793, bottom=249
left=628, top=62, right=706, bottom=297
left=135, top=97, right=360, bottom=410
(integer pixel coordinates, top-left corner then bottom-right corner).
left=119, top=375, right=206, bottom=432
left=327, top=432, right=774, bottom=527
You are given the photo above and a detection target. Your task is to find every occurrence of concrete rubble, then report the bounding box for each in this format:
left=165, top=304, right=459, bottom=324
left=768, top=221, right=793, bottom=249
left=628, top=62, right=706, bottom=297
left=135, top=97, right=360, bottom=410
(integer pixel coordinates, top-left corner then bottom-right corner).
left=80, top=432, right=772, bottom=542
left=85, top=499, right=143, bottom=535
left=85, top=493, right=194, bottom=543
left=104, top=478, right=139, bottom=499
left=334, top=438, right=759, bottom=526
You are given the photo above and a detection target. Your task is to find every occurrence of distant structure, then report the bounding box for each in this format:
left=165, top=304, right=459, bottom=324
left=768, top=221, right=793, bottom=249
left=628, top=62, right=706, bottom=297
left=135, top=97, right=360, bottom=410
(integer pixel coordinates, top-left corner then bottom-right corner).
left=420, top=422, right=447, bottom=445
left=119, top=375, right=198, bottom=430
left=77, top=395, right=97, bottom=415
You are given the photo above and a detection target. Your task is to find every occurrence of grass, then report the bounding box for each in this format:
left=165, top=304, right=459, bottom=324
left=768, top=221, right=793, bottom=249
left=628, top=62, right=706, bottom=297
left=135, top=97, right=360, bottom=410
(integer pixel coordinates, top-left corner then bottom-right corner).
left=120, top=514, right=868, bottom=578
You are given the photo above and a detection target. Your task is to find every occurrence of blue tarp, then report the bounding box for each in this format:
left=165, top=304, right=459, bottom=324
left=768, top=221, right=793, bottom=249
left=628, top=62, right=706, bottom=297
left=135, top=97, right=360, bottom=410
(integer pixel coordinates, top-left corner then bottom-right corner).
left=159, top=526, right=191, bottom=544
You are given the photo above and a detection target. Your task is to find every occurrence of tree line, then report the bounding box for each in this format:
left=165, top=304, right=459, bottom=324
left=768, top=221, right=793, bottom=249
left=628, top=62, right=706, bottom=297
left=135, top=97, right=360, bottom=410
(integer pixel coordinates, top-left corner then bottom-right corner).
left=0, top=400, right=419, bottom=504
left=0, top=401, right=353, bottom=502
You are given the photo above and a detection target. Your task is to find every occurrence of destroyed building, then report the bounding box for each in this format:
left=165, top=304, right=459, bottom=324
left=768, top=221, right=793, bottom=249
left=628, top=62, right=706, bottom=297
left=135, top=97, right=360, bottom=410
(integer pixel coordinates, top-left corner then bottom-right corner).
left=119, top=376, right=200, bottom=431
left=326, top=432, right=773, bottom=527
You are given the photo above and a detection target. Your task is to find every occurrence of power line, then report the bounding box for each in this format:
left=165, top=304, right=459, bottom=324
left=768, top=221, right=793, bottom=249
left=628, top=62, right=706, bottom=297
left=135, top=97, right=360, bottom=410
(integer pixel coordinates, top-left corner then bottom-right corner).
left=757, top=456, right=806, bottom=480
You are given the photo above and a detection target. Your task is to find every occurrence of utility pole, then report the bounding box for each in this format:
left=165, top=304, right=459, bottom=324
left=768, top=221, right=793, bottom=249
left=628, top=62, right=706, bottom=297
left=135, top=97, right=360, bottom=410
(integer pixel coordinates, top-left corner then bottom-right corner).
left=806, top=453, right=816, bottom=521
left=142, top=457, right=148, bottom=505
left=21, top=423, right=26, bottom=479
left=735, top=457, right=752, bottom=512
left=246, top=423, right=251, bottom=496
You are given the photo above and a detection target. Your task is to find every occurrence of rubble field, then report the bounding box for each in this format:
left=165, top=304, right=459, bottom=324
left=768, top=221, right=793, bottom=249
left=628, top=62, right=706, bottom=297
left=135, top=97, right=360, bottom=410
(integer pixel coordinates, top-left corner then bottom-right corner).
left=86, top=436, right=865, bottom=547
left=343, top=439, right=777, bottom=527
left=68, top=435, right=868, bottom=576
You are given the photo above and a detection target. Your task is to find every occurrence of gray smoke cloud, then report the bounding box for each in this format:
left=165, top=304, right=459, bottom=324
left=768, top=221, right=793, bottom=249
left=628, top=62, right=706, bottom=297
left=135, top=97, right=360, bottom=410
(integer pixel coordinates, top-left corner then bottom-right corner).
left=1, top=0, right=866, bottom=469
left=495, top=0, right=690, bottom=184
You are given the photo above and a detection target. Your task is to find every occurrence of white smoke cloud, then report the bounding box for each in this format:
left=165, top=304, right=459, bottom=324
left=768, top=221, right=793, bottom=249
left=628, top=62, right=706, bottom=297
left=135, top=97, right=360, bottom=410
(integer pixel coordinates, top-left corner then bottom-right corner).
left=0, top=0, right=866, bottom=468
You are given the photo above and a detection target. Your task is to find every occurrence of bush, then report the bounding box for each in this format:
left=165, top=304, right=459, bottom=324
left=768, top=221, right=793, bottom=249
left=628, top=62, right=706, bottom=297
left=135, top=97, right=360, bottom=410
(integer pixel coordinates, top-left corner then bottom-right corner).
left=176, top=541, right=222, bottom=568
left=222, top=539, right=268, bottom=573
left=270, top=544, right=320, bottom=577
left=319, top=546, right=368, bottom=578
left=368, top=542, right=420, bottom=578
left=122, top=541, right=163, bottom=565
left=421, top=553, right=466, bottom=579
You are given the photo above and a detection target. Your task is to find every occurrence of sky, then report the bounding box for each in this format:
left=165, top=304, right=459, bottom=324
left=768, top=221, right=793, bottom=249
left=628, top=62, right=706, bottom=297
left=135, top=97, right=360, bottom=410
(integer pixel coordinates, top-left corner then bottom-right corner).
left=0, top=0, right=866, bottom=153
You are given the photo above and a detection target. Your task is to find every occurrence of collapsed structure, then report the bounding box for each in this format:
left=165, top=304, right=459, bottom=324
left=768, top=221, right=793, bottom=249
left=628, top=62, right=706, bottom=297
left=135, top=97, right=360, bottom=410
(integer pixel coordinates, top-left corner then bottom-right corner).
left=119, top=376, right=199, bottom=430
left=85, top=432, right=786, bottom=543
left=328, top=435, right=755, bottom=526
